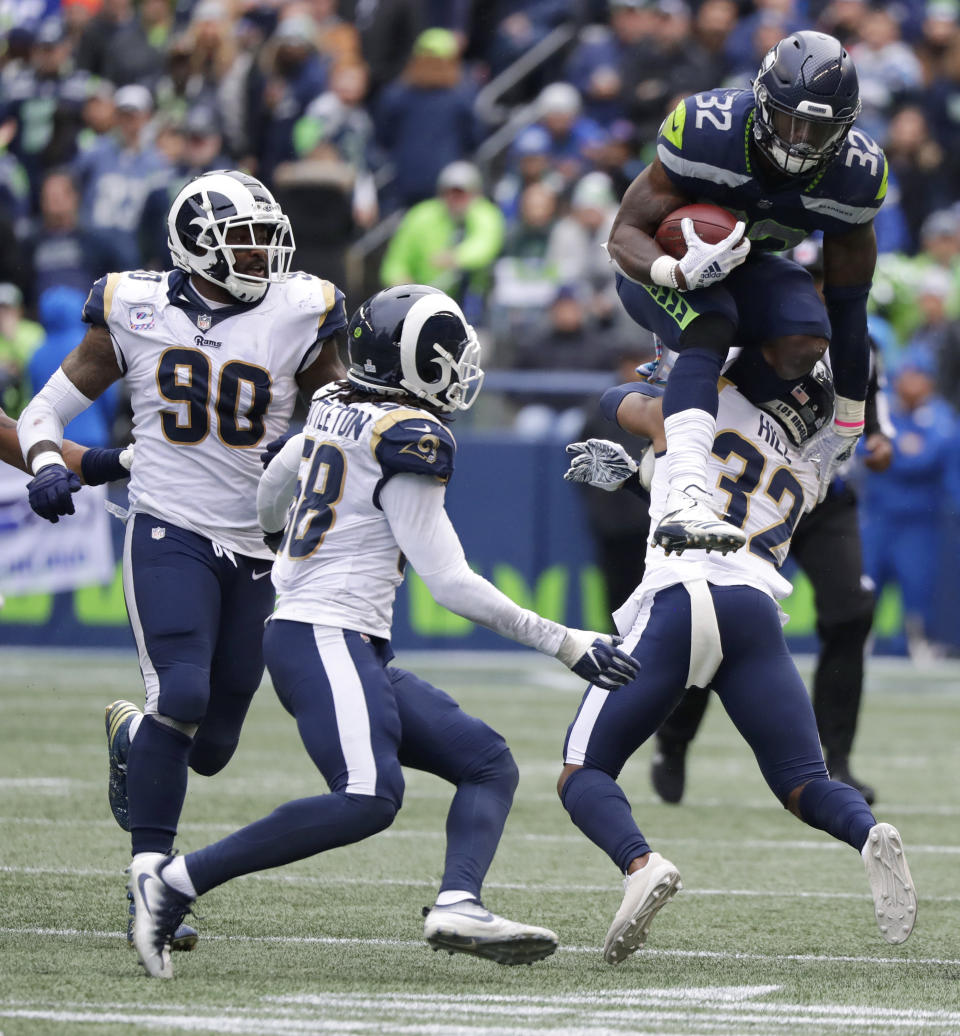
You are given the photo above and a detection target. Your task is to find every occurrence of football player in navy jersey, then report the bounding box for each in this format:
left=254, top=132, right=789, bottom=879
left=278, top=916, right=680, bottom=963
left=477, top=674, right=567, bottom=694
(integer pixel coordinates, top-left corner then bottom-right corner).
left=17, top=170, right=348, bottom=950
left=606, top=30, right=882, bottom=554
left=124, top=284, right=640, bottom=979
left=560, top=354, right=916, bottom=964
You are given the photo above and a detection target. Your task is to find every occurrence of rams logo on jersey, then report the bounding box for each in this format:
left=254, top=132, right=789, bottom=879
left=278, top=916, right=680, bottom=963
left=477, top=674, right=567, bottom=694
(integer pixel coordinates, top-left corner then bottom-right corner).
left=400, top=433, right=440, bottom=465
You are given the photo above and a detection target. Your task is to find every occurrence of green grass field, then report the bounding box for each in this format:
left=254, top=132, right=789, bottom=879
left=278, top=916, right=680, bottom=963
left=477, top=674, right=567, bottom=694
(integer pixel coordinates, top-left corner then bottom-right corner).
left=0, top=648, right=958, bottom=1035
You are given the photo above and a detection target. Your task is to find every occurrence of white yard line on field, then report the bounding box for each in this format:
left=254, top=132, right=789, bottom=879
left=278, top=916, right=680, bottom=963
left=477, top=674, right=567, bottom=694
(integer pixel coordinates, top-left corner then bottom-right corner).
left=3, top=862, right=960, bottom=905
left=0, top=926, right=957, bottom=967
left=3, top=987, right=960, bottom=1036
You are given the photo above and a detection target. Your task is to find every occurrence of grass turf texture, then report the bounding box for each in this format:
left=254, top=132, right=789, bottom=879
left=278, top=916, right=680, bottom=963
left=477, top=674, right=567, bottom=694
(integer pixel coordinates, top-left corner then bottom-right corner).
left=0, top=648, right=958, bottom=1035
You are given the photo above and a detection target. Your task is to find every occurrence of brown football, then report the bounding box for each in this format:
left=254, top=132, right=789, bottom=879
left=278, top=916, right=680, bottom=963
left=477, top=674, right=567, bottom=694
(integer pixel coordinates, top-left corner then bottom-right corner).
left=654, top=203, right=740, bottom=260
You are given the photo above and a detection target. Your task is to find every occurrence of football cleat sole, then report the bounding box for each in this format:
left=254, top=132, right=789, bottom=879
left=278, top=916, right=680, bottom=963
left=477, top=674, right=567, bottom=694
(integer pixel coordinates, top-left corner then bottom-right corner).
left=863, top=823, right=916, bottom=944
left=426, top=928, right=558, bottom=966
left=604, top=853, right=682, bottom=965
left=654, top=524, right=746, bottom=556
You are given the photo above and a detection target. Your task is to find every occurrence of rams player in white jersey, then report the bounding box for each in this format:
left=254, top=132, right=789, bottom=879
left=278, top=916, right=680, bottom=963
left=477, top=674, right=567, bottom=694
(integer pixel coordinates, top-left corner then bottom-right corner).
left=125, top=284, right=640, bottom=979
left=559, top=349, right=917, bottom=964
left=17, top=170, right=348, bottom=948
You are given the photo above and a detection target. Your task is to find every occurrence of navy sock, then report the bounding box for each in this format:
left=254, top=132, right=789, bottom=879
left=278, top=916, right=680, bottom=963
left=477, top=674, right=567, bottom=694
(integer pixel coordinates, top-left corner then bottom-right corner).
left=798, top=778, right=876, bottom=851
left=127, top=715, right=192, bottom=856
left=440, top=748, right=518, bottom=898
left=185, top=792, right=397, bottom=895
left=662, top=348, right=725, bottom=419
left=560, top=767, right=650, bottom=873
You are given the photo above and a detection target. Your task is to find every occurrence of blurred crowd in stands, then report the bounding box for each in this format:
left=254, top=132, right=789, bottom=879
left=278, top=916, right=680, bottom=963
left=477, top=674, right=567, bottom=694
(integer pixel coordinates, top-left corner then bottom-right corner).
left=1, top=0, right=960, bottom=652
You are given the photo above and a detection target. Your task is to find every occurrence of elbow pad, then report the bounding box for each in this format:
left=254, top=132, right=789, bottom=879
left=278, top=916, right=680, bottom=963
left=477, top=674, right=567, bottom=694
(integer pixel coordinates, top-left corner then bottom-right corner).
left=17, top=367, right=94, bottom=464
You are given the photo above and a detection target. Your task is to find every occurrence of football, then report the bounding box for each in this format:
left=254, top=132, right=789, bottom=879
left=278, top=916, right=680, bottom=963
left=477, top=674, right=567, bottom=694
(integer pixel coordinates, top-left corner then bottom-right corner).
left=654, top=203, right=740, bottom=260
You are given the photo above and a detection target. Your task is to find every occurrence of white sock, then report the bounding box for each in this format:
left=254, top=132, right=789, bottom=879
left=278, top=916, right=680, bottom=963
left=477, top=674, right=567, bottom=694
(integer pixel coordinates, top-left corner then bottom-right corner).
left=435, top=889, right=476, bottom=907
left=129, top=713, right=143, bottom=743
left=161, top=854, right=197, bottom=899
left=664, top=409, right=717, bottom=491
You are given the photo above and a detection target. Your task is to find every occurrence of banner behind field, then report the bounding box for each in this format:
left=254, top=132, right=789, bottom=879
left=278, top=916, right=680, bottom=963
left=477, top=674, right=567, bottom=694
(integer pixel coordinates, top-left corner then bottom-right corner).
left=0, top=436, right=953, bottom=653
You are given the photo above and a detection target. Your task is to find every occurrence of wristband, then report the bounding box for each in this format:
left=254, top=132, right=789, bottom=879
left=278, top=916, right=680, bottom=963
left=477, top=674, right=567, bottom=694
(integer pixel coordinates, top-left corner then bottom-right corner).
left=834, top=395, right=866, bottom=433
left=650, top=255, right=679, bottom=289
left=81, top=447, right=129, bottom=486
left=31, top=450, right=66, bottom=474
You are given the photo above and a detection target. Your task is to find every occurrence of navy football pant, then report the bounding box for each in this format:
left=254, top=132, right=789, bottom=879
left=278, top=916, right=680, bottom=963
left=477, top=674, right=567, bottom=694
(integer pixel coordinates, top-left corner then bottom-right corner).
left=616, top=254, right=831, bottom=421
left=123, top=514, right=276, bottom=854
left=561, top=582, right=876, bottom=872
left=185, top=621, right=517, bottom=898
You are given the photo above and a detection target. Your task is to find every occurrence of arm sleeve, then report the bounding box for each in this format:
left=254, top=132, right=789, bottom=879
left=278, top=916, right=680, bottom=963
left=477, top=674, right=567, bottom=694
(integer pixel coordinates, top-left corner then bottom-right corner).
left=824, top=283, right=871, bottom=404
left=17, top=366, right=94, bottom=462
left=256, top=432, right=306, bottom=533
left=381, top=473, right=566, bottom=656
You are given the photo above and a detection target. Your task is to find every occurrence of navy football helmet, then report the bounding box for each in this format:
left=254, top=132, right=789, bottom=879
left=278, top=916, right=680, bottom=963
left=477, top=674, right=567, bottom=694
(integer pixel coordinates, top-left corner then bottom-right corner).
left=346, top=285, right=484, bottom=412
left=728, top=352, right=835, bottom=446
left=753, top=31, right=861, bottom=176
left=167, top=170, right=295, bottom=302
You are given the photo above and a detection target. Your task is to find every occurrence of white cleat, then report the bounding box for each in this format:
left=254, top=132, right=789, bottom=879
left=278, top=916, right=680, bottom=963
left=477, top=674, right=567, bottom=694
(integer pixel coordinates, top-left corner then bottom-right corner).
left=653, top=486, right=746, bottom=556
left=423, top=899, right=558, bottom=965
left=603, top=852, right=682, bottom=964
left=862, top=823, right=917, bottom=944
left=127, top=853, right=195, bottom=978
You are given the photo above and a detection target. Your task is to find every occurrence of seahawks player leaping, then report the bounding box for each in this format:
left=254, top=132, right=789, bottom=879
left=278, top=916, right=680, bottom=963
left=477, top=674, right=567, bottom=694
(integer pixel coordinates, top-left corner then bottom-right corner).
left=127, top=284, right=640, bottom=979
left=606, top=30, right=881, bottom=554
left=17, top=170, right=348, bottom=952
left=559, top=354, right=916, bottom=964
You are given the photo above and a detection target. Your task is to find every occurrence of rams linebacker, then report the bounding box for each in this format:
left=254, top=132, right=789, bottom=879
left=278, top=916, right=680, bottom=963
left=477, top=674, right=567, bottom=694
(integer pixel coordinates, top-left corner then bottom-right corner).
left=126, top=284, right=640, bottom=979
left=607, top=31, right=884, bottom=555
left=559, top=352, right=916, bottom=964
left=17, top=170, right=347, bottom=947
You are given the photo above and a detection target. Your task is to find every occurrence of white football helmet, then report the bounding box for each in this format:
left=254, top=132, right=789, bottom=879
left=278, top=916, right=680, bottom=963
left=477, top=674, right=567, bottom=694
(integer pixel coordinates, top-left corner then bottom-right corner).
left=167, top=170, right=295, bottom=302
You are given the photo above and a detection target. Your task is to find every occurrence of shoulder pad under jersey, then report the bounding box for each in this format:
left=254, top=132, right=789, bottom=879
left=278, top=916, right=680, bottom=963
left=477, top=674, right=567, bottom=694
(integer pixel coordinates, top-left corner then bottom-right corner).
left=657, top=89, right=753, bottom=192
left=82, top=270, right=165, bottom=328
left=281, top=272, right=348, bottom=341
left=372, top=409, right=456, bottom=489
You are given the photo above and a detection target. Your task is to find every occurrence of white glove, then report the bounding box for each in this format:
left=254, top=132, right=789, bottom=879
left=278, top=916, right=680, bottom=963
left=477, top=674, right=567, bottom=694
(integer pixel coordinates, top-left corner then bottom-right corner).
left=564, top=439, right=638, bottom=491
left=118, top=443, right=134, bottom=471
left=675, top=218, right=750, bottom=291
left=801, top=422, right=861, bottom=503
left=555, top=629, right=640, bottom=690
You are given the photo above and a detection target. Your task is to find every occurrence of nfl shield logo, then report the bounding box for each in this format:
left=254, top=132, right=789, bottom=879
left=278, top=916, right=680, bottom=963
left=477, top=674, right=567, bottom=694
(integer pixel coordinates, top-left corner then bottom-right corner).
left=197, top=313, right=212, bottom=331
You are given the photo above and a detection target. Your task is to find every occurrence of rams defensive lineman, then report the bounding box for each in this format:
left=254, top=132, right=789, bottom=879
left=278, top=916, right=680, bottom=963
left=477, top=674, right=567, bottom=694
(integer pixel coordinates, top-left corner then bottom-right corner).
left=126, top=284, right=639, bottom=979
left=17, top=170, right=347, bottom=943
left=560, top=354, right=916, bottom=964
left=606, top=31, right=884, bottom=555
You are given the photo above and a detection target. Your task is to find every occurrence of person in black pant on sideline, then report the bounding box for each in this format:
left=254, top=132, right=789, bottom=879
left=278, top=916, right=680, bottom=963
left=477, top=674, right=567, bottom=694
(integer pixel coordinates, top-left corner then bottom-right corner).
left=651, top=239, right=894, bottom=807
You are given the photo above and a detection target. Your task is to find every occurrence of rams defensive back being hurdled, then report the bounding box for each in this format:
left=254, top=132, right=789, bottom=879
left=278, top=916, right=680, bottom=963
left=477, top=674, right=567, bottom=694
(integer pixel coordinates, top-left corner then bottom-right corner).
left=607, top=30, right=885, bottom=554
left=17, top=171, right=347, bottom=947
left=560, top=353, right=917, bottom=963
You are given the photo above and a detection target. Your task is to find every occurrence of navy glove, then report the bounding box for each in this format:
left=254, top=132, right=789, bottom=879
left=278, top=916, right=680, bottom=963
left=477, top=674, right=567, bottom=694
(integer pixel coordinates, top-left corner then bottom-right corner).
left=260, top=432, right=294, bottom=470
left=80, top=446, right=132, bottom=485
left=27, top=463, right=82, bottom=523
left=555, top=630, right=640, bottom=690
